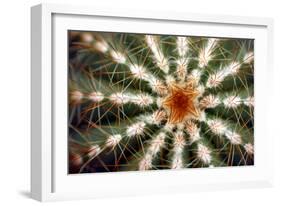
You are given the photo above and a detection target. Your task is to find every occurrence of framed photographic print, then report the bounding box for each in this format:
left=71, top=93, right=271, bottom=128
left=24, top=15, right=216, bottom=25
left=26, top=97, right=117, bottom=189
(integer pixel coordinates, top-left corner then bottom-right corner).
left=31, top=3, right=274, bottom=201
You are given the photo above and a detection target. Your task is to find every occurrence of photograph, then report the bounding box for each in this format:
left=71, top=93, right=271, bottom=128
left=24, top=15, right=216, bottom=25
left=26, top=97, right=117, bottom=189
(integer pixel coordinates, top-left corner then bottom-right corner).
left=68, top=31, right=254, bottom=174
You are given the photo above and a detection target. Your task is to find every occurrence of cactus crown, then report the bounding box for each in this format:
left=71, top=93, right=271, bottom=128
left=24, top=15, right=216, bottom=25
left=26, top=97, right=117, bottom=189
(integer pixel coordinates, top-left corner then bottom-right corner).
left=68, top=31, right=254, bottom=173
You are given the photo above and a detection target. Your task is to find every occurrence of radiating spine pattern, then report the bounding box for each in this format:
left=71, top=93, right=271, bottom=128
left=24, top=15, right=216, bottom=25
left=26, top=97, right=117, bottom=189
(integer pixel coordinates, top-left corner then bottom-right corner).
left=68, top=31, right=254, bottom=173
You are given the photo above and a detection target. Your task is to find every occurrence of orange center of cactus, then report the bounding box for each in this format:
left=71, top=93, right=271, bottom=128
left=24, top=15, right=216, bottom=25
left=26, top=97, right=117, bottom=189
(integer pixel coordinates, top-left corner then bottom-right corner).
left=163, top=83, right=200, bottom=124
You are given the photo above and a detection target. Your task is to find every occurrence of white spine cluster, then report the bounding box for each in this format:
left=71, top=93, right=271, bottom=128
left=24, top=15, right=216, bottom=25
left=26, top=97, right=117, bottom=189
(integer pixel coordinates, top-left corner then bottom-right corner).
left=81, top=32, right=94, bottom=43
left=244, top=96, right=254, bottom=107
left=132, top=93, right=154, bottom=107
left=223, top=62, right=241, bottom=76
left=126, top=122, right=146, bottom=137
left=88, top=145, right=101, bottom=157
left=243, top=52, right=254, bottom=64
left=129, top=64, right=149, bottom=79
left=110, top=92, right=154, bottom=107
left=176, top=123, right=185, bottom=130
left=207, top=119, right=226, bottom=135
left=109, top=92, right=130, bottom=105
left=87, top=36, right=125, bottom=62
left=94, top=40, right=109, bottom=53
left=187, top=69, right=202, bottom=86
left=176, top=58, right=188, bottom=81
left=71, top=153, right=83, bottom=166
left=145, top=35, right=169, bottom=73
left=174, top=131, right=186, bottom=150
left=207, top=119, right=242, bottom=145
left=171, top=131, right=186, bottom=169
left=139, top=154, right=153, bottom=171
left=223, top=95, right=242, bottom=108
left=198, top=111, right=207, bottom=122
left=165, top=75, right=176, bottom=85
left=177, top=37, right=189, bottom=57
left=244, top=143, right=254, bottom=154
left=146, top=75, right=167, bottom=96
left=151, top=110, right=167, bottom=125
left=198, top=38, right=218, bottom=68
left=185, top=121, right=201, bottom=144
left=105, top=134, right=122, bottom=148
left=149, top=132, right=166, bottom=156
left=222, top=95, right=254, bottom=108
left=206, top=70, right=226, bottom=88
left=71, top=90, right=84, bottom=103
left=197, top=84, right=206, bottom=97
left=200, top=94, right=254, bottom=109
left=197, top=143, right=211, bottom=164
left=138, top=132, right=166, bottom=170
left=199, top=94, right=220, bottom=109
left=163, top=123, right=175, bottom=132
left=110, top=50, right=126, bottom=64
left=225, top=131, right=242, bottom=145
left=88, top=91, right=104, bottom=102
left=176, top=37, right=189, bottom=81
left=171, top=154, right=184, bottom=169
left=206, top=62, right=242, bottom=88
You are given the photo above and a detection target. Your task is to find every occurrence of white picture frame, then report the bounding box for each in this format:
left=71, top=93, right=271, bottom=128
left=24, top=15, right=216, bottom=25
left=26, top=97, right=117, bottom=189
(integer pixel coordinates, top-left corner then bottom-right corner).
left=31, top=3, right=274, bottom=202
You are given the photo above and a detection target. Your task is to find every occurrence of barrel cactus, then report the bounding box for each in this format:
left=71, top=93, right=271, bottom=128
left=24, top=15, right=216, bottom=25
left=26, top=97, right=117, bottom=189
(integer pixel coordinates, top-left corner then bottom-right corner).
left=68, top=31, right=254, bottom=173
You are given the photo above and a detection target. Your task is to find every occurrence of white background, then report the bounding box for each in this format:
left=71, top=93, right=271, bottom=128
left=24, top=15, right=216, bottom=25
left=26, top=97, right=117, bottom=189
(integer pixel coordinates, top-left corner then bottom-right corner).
left=0, top=0, right=280, bottom=205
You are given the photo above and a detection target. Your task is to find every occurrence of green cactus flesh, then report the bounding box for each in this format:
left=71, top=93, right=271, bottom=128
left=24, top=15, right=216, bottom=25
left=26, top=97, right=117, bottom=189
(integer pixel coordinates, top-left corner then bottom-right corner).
left=68, top=31, right=254, bottom=173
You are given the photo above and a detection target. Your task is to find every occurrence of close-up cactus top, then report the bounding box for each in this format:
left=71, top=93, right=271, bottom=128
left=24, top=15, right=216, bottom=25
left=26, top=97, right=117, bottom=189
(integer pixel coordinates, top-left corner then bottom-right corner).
left=68, top=31, right=254, bottom=174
